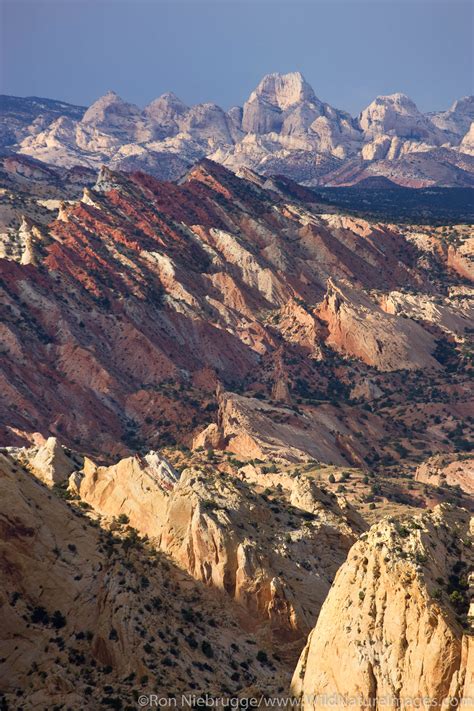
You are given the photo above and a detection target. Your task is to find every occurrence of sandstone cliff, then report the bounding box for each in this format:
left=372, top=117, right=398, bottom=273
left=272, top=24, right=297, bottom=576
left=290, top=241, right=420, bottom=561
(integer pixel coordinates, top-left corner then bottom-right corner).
left=292, top=505, right=473, bottom=710
left=55, top=440, right=366, bottom=641
left=318, top=279, right=441, bottom=371
left=159, top=468, right=365, bottom=639
left=0, top=451, right=294, bottom=707
left=69, top=450, right=179, bottom=537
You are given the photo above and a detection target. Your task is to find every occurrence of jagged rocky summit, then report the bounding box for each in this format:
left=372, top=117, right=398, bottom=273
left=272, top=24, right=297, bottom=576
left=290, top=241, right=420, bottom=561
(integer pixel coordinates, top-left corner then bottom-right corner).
left=2, top=71, right=473, bottom=186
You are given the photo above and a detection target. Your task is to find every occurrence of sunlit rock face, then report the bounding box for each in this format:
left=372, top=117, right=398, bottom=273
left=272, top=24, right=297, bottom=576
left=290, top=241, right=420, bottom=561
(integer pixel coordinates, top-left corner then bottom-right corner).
left=292, top=505, right=474, bottom=711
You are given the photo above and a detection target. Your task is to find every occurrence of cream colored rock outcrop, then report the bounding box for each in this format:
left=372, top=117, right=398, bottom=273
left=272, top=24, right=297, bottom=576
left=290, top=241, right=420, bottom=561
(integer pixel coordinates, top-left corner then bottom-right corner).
left=415, top=454, right=474, bottom=496
left=69, top=451, right=178, bottom=537
left=160, top=468, right=365, bottom=638
left=292, top=505, right=473, bottom=710
left=7, top=436, right=78, bottom=486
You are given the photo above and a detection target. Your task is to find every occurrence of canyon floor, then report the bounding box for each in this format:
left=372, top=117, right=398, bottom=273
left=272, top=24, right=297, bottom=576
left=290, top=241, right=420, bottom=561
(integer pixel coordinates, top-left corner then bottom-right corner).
left=0, top=156, right=472, bottom=709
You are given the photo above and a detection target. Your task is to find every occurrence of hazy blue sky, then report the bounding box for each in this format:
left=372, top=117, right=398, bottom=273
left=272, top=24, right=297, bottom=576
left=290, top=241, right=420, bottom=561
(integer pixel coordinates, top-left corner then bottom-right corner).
left=1, top=0, right=472, bottom=115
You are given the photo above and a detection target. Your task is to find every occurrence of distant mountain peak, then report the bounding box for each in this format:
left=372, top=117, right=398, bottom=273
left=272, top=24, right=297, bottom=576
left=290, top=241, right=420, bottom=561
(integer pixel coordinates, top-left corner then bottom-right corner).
left=241, top=71, right=321, bottom=134
left=147, top=91, right=188, bottom=110
left=159, top=91, right=182, bottom=101
left=359, top=92, right=439, bottom=142
left=144, top=92, right=189, bottom=122
left=87, top=89, right=129, bottom=107
left=366, top=93, right=418, bottom=111
left=249, top=71, right=318, bottom=110
left=379, top=92, right=413, bottom=102
left=429, top=95, right=474, bottom=138
left=81, top=91, right=141, bottom=127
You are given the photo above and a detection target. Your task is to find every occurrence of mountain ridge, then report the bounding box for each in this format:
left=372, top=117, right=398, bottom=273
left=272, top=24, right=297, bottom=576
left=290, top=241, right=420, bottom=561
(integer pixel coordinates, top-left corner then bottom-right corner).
left=1, top=158, right=472, bottom=462
left=2, top=72, right=473, bottom=187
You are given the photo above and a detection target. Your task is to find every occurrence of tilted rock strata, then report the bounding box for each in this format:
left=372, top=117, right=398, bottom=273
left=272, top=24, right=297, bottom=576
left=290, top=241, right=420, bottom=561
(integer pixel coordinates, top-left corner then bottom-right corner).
left=159, top=468, right=365, bottom=638
left=203, top=389, right=369, bottom=466
left=380, top=290, right=474, bottom=338
left=415, top=454, right=474, bottom=496
left=318, top=279, right=441, bottom=371
left=8, top=439, right=366, bottom=642
left=2, top=161, right=467, bottom=461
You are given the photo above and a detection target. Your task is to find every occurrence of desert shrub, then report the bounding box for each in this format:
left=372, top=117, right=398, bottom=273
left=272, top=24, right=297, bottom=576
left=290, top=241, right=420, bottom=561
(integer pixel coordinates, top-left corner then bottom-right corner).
left=31, top=606, right=49, bottom=625
left=201, top=640, right=214, bottom=658
left=51, top=611, right=66, bottom=629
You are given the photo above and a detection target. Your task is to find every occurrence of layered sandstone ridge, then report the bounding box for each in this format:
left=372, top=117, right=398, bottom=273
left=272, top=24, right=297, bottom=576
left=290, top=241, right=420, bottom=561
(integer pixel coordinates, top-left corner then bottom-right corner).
left=292, top=505, right=473, bottom=710
left=318, top=279, right=441, bottom=371
left=6, top=436, right=367, bottom=640
left=415, top=454, right=474, bottom=496
left=1, top=161, right=472, bottom=465
left=54, top=444, right=365, bottom=639
left=69, top=451, right=179, bottom=537
left=380, top=290, right=474, bottom=338
left=159, top=468, right=365, bottom=638
left=194, top=389, right=368, bottom=467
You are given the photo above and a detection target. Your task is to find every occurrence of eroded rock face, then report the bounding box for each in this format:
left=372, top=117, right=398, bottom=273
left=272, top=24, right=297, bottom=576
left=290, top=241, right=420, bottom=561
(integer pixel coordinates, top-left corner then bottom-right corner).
left=202, top=389, right=367, bottom=466
left=380, top=291, right=473, bottom=338
left=430, top=97, right=474, bottom=139
left=415, top=454, right=474, bottom=496
left=318, top=279, right=440, bottom=372
left=18, top=436, right=366, bottom=642
left=9, top=436, right=365, bottom=641
left=70, top=451, right=179, bottom=537
left=159, top=468, right=365, bottom=638
left=6, top=436, right=78, bottom=486
left=81, top=91, right=144, bottom=138
left=11, top=436, right=364, bottom=642
left=242, top=72, right=321, bottom=134
left=460, top=122, right=474, bottom=155
left=0, top=216, right=44, bottom=265
left=359, top=93, right=444, bottom=143
left=275, top=299, right=324, bottom=359
left=292, top=505, right=473, bottom=710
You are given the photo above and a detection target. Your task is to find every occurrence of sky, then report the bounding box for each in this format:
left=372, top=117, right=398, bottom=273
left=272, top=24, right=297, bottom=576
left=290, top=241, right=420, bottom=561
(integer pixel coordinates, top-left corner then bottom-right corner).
left=1, top=0, right=472, bottom=116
